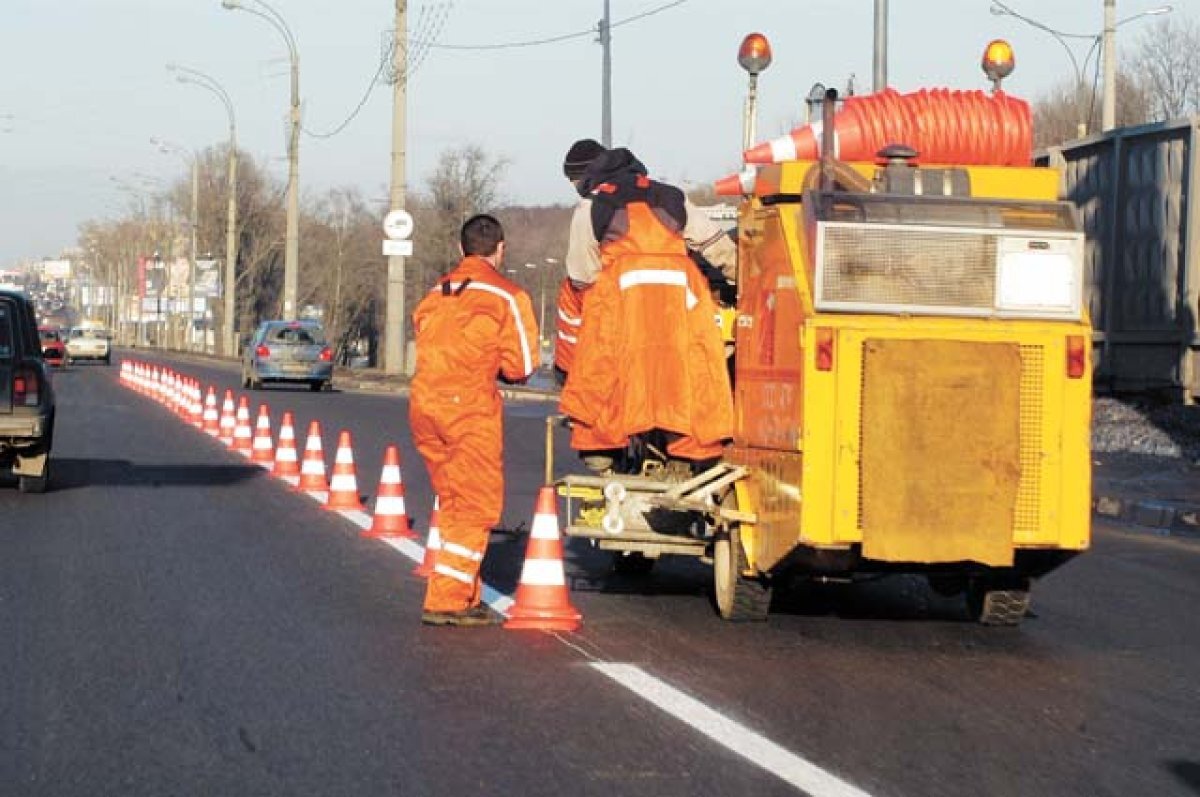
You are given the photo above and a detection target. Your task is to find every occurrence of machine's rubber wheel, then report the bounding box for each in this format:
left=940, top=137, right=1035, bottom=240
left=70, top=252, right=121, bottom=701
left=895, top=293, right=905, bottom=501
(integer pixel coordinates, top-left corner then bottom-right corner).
left=967, top=575, right=1031, bottom=626
left=713, top=525, right=771, bottom=621
left=309, top=380, right=323, bottom=392
left=18, top=462, right=49, bottom=494
left=612, top=551, right=656, bottom=576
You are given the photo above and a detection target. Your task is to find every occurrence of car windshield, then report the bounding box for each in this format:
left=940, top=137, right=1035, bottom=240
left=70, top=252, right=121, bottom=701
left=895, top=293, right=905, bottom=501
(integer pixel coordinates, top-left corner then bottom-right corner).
left=71, top=328, right=106, bottom=339
left=39, top=329, right=60, bottom=342
left=267, top=324, right=325, bottom=346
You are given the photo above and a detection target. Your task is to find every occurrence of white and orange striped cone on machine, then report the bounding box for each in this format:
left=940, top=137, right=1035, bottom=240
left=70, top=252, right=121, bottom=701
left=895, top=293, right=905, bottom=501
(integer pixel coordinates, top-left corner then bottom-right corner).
left=231, top=397, right=254, bottom=455
left=272, top=411, right=301, bottom=486
left=218, top=390, right=237, bottom=445
left=413, top=497, right=443, bottom=578
left=250, top=404, right=275, bottom=467
left=202, top=387, right=220, bottom=436
left=504, top=486, right=582, bottom=631
left=297, top=421, right=328, bottom=494
left=363, top=444, right=415, bottom=538
left=324, top=430, right=365, bottom=511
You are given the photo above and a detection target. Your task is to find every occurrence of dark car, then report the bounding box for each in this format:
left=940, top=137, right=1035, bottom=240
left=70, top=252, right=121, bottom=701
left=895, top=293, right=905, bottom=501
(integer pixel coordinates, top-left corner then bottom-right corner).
left=241, top=320, right=334, bottom=391
left=0, top=291, right=55, bottom=492
left=38, top=326, right=65, bottom=367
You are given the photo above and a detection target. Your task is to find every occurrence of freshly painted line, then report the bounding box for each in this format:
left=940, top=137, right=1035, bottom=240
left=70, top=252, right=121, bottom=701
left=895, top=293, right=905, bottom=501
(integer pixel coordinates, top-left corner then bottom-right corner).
left=590, top=662, right=873, bottom=797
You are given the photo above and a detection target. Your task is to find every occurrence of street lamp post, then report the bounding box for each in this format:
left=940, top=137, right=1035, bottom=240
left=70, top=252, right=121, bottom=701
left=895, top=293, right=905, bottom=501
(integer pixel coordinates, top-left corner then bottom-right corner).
left=169, top=63, right=239, bottom=356
left=169, top=63, right=238, bottom=355
left=989, top=3, right=1172, bottom=137
left=221, top=0, right=300, bottom=321
left=151, top=137, right=199, bottom=352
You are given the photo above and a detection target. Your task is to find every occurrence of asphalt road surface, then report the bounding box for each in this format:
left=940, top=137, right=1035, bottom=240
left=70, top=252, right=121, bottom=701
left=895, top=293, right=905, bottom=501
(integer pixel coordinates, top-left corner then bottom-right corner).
left=1, top=352, right=1197, bottom=797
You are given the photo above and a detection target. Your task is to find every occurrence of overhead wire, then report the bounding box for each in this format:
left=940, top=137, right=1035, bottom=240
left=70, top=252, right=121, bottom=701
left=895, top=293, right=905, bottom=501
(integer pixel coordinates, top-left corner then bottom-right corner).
left=418, top=0, right=689, bottom=51
left=301, top=1, right=452, bottom=139
left=300, top=0, right=687, bottom=139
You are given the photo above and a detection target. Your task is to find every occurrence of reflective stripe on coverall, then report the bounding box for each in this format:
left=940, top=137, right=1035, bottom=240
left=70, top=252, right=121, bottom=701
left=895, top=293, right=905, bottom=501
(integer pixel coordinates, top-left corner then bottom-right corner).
left=553, top=277, right=584, bottom=377
left=560, top=201, right=734, bottom=460
left=409, top=256, right=539, bottom=613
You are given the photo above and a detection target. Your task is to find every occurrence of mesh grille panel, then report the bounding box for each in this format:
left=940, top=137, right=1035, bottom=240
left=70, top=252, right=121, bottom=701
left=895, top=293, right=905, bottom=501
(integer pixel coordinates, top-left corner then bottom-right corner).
left=1015, top=346, right=1045, bottom=534
left=854, top=340, right=1045, bottom=537
left=820, top=225, right=997, bottom=310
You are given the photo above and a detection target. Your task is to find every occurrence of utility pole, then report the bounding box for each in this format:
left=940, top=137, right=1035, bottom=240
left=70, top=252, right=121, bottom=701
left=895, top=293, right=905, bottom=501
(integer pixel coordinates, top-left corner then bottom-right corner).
left=385, top=0, right=409, bottom=375
left=599, top=0, right=612, bottom=147
left=873, top=0, right=888, bottom=92
left=1102, top=0, right=1116, bottom=130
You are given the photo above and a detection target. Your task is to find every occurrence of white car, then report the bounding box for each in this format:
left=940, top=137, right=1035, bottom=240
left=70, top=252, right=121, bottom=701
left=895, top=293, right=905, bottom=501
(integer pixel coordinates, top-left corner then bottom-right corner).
left=65, top=326, right=111, bottom=365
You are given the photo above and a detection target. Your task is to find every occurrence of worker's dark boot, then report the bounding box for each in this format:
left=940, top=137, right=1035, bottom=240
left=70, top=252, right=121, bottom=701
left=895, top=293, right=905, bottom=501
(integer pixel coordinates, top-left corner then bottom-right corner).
left=421, top=603, right=503, bottom=627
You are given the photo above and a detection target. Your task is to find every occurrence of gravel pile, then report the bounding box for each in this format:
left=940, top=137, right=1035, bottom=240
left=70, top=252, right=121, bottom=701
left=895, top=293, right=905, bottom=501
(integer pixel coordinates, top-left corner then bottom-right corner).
left=1092, top=396, right=1200, bottom=460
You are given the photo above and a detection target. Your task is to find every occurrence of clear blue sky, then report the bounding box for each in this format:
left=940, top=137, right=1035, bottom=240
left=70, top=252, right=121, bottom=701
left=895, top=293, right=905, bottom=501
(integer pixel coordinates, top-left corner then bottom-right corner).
left=0, top=0, right=1191, bottom=266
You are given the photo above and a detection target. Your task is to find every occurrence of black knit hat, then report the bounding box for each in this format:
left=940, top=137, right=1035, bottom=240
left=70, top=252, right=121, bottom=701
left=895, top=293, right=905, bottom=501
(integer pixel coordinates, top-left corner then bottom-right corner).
left=563, top=138, right=606, bottom=180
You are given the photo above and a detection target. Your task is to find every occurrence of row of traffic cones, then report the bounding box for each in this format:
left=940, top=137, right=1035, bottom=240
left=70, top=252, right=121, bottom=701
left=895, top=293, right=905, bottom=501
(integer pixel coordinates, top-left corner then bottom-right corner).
left=119, top=359, right=581, bottom=631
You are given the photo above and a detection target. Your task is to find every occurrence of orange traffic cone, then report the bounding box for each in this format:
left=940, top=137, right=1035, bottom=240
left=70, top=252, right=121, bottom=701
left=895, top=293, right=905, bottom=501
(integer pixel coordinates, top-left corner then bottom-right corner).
left=363, top=445, right=415, bottom=538
left=218, top=390, right=236, bottom=444
left=297, top=421, right=328, bottom=493
left=324, top=430, right=365, bottom=511
left=250, top=404, right=275, bottom=467
left=231, top=396, right=253, bottom=455
left=413, top=497, right=442, bottom=578
left=272, top=411, right=301, bottom=485
left=713, top=165, right=758, bottom=197
left=505, top=486, right=582, bottom=631
left=202, top=387, right=220, bottom=436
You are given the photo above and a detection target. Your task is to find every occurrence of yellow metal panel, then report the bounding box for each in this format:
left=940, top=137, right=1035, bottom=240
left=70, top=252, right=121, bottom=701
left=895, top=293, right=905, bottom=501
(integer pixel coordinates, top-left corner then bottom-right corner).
left=797, top=318, right=1092, bottom=557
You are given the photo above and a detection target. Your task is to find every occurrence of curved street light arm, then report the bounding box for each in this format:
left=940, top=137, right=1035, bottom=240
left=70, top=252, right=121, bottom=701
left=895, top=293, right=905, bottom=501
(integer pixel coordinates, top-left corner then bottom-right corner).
left=228, top=0, right=298, bottom=64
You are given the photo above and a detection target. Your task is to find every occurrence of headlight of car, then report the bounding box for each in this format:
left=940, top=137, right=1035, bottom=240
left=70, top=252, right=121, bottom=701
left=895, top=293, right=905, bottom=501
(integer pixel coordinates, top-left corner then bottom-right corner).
left=995, top=236, right=1083, bottom=318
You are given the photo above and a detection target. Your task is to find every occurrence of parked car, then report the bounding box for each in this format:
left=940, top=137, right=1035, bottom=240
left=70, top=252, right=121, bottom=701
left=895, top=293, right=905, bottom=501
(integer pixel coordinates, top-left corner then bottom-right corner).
left=38, top=326, right=65, bottom=367
left=0, top=291, right=55, bottom=492
left=241, top=320, right=334, bottom=391
left=65, top=325, right=111, bottom=365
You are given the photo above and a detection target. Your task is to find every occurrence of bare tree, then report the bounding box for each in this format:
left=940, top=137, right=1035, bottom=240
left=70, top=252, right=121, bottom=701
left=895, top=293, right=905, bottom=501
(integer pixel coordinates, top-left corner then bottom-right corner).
left=1131, top=16, right=1200, bottom=122
left=300, top=188, right=385, bottom=363
left=1032, top=67, right=1152, bottom=148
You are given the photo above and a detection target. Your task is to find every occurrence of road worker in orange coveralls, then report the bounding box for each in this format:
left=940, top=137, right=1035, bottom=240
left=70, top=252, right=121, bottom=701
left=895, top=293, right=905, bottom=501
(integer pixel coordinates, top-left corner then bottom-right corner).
left=559, top=146, right=737, bottom=474
left=410, top=214, right=539, bottom=626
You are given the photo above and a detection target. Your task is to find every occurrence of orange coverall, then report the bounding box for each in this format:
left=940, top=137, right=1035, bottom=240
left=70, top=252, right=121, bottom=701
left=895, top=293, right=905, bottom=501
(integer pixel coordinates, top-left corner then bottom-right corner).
left=560, top=201, right=734, bottom=460
left=553, top=277, right=584, bottom=378
left=409, top=256, right=539, bottom=613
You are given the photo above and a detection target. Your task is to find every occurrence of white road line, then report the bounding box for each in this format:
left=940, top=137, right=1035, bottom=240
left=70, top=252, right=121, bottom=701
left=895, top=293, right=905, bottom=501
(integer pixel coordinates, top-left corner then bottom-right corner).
left=590, top=663, right=874, bottom=797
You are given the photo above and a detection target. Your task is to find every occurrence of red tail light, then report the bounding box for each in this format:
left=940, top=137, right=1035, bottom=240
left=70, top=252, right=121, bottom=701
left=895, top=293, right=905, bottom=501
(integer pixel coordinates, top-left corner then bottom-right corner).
left=815, top=327, right=835, bottom=372
left=1066, top=335, right=1087, bottom=379
left=255, top=344, right=270, bottom=359
left=319, top=347, right=333, bottom=362
left=13, top=369, right=39, bottom=406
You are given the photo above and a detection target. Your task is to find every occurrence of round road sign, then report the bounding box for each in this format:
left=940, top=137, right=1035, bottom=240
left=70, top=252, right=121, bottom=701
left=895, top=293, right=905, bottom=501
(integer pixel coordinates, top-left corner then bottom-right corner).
left=383, top=209, right=414, bottom=240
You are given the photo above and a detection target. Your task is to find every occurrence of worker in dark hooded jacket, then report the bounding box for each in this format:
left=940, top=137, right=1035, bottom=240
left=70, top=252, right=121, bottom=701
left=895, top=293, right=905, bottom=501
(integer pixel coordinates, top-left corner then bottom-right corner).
left=558, top=147, right=736, bottom=472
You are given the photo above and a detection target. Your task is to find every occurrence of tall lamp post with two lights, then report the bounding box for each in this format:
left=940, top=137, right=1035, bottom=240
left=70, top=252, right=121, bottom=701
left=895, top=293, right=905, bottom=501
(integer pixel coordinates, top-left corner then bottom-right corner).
left=168, top=63, right=239, bottom=356
left=221, top=0, right=300, bottom=321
